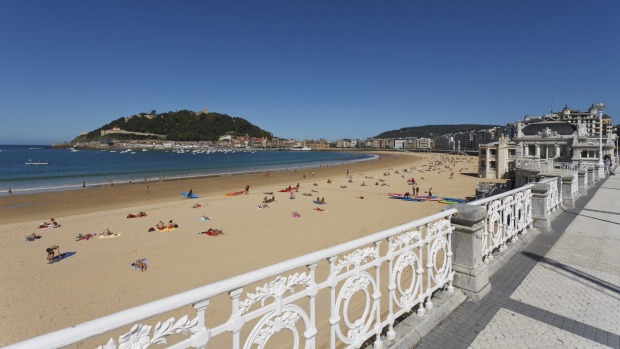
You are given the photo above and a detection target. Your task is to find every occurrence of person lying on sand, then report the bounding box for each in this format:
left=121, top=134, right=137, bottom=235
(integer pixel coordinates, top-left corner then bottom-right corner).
left=25, top=233, right=42, bottom=241
left=76, top=233, right=96, bottom=241
left=314, top=207, right=326, bottom=212
left=191, top=203, right=202, bottom=208
left=199, top=228, right=224, bottom=236
left=46, top=245, right=59, bottom=261
left=101, top=227, right=113, bottom=236
left=132, top=259, right=147, bottom=272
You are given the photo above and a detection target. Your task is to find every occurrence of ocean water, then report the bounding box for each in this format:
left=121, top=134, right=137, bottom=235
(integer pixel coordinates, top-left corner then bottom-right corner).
left=0, top=145, right=375, bottom=194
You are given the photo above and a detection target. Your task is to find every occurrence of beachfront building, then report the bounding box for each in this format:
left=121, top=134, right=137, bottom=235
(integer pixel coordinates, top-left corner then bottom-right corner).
left=434, top=134, right=453, bottom=150
left=478, top=119, right=617, bottom=181
left=478, top=135, right=517, bottom=179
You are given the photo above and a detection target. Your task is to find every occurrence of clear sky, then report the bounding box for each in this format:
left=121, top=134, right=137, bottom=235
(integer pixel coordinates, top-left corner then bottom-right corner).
left=1, top=1, right=619, bottom=145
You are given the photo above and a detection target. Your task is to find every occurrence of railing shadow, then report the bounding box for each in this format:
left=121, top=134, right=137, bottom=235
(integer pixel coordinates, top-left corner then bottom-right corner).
left=521, top=251, right=620, bottom=299
left=561, top=209, right=620, bottom=226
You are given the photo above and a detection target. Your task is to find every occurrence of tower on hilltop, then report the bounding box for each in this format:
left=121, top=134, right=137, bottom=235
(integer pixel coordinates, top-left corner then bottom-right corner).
left=202, top=105, right=208, bottom=114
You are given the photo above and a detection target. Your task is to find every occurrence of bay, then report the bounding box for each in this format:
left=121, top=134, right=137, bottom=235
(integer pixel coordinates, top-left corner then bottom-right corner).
left=0, top=145, right=374, bottom=194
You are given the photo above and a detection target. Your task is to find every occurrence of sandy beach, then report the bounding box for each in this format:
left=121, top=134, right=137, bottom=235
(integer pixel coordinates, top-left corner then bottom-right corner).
left=0, top=151, right=494, bottom=346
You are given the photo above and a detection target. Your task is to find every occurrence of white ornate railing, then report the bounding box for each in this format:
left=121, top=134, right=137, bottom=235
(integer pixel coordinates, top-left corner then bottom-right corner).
left=515, top=158, right=553, bottom=170
left=468, top=184, right=533, bottom=263
left=552, top=162, right=594, bottom=171
left=6, top=210, right=457, bottom=349
left=539, top=177, right=561, bottom=215
left=569, top=173, right=578, bottom=198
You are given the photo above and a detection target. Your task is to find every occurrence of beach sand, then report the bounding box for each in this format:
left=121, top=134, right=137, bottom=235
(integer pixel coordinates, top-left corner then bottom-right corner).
left=0, top=151, right=496, bottom=346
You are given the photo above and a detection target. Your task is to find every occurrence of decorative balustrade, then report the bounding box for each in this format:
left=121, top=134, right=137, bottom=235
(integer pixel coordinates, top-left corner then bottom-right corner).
left=552, top=162, right=594, bottom=171
left=6, top=210, right=457, bottom=349
left=569, top=173, right=578, bottom=199
left=468, top=184, right=533, bottom=263
left=515, top=158, right=553, bottom=170
left=538, top=177, right=561, bottom=215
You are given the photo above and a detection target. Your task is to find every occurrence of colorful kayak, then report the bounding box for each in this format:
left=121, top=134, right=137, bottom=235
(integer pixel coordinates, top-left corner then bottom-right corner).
left=181, top=192, right=199, bottom=198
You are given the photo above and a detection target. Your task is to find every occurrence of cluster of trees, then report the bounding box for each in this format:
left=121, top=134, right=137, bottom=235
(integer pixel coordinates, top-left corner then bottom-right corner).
left=376, top=124, right=499, bottom=139
left=76, top=110, right=273, bottom=142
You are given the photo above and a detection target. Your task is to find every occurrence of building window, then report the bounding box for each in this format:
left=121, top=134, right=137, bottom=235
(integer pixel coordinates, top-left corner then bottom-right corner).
left=490, top=161, right=496, bottom=170
left=490, top=149, right=496, bottom=156
left=528, top=145, right=536, bottom=156
left=508, top=149, right=516, bottom=156
left=480, top=161, right=486, bottom=169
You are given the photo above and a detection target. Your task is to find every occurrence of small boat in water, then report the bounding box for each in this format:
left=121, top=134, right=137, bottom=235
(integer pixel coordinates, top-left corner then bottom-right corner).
left=25, top=159, right=49, bottom=165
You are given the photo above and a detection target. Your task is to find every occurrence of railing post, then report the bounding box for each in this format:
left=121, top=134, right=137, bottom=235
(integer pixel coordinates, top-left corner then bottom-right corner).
left=594, top=164, right=603, bottom=181
left=561, top=174, right=576, bottom=208
left=531, top=182, right=551, bottom=231
left=578, top=170, right=587, bottom=195
left=447, top=204, right=490, bottom=301
left=587, top=167, right=595, bottom=186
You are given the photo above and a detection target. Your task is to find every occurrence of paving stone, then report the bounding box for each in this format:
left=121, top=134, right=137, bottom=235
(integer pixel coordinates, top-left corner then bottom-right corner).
left=467, top=310, right=607, bottom=349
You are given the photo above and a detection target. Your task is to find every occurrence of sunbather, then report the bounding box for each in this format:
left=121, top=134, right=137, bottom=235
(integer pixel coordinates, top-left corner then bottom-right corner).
left=102, top=227, right=113, bottom=236
left=132, top=258, right=147, bottom=272
left=25, top=233, right=42, bottom=241
left=156, top=221, right=165, bottom=230
left=200, top=228, right=224, bottom=236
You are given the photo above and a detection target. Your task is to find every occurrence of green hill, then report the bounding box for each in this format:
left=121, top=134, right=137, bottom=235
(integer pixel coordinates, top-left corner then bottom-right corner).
left=74, top=110, right=273, bottom=142
left=375, top=124, right=500, bottom=138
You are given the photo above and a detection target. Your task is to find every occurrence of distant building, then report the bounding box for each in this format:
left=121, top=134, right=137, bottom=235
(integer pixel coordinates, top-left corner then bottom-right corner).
left=478, top=135, right=517, bottom=179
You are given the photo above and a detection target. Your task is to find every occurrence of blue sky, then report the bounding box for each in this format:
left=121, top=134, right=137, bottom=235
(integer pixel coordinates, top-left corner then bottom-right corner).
left=1, top=1, right=618, bottom=144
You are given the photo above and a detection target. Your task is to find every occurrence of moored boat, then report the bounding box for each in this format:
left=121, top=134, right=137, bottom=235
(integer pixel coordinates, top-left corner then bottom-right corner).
left=25, top=159, right=49, bottom=165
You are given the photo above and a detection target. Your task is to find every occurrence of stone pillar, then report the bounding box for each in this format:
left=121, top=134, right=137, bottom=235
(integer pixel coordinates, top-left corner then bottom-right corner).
left=578, top=170, right=587, bottom=195
left=535, top=145, right=540, bottom=158
left=447, top=204, right=490, bottom=301
left=587, top=167, right=595, bottom=186
left=561, top=174, right=576, bottom=208
left=531, top=182, right=551, bottom=231
left=595, top=164, right=604, bottom=181
left=555, top=144, right=560, bottom=159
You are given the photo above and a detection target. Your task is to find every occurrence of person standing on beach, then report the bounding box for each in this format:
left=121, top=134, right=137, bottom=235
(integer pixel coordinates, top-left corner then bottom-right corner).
left=245, top=185, right=250, bottom=194
left=7, top=187, right=11, bottom=195
left=146, top=184, right=150, bottom=193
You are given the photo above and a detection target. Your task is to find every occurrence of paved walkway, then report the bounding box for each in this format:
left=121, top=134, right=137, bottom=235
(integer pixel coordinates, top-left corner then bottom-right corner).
left=416, top=175, right=620, bottom=349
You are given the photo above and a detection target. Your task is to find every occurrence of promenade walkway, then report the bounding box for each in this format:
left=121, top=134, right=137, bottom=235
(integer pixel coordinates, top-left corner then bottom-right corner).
left=416, top=175, right=620, bottom=349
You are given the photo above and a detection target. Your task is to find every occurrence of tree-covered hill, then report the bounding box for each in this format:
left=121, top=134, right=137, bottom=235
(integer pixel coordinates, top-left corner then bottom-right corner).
left=375, top=124, right=500, bottom=138
left=74, top=110, right=273, bottom=142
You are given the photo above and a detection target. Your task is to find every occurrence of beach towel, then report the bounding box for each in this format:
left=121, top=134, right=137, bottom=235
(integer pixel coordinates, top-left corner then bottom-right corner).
left=48, top=252, right=76, bottom=264
left=199, top=216, right=212, bottom=221
left=99, top=233, right=121, bottom=239
left=38, top=224, right=60, bottom=229
left=224, top=190, right=246, bottom=196
left=157, top=227, right=177, bottom=232
left=255, top=204, right=269, bottom=209
left=292, top=211, right=301, bottom=218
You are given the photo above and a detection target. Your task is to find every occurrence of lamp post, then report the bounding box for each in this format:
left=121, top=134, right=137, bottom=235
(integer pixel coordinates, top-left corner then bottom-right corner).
left=595, top=102, right=605, bottom=177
